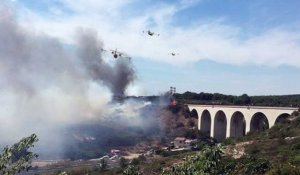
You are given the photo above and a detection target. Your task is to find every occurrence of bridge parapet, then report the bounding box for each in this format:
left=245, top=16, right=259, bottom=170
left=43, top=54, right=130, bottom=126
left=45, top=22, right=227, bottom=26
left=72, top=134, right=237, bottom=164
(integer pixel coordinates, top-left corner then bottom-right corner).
left=187, top=104, right=298, bottom=110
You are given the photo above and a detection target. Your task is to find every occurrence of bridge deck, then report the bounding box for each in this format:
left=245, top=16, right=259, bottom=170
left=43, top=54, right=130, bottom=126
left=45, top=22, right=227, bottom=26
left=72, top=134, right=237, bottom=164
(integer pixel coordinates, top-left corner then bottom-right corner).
left=186, top=104, right=298, bottom=110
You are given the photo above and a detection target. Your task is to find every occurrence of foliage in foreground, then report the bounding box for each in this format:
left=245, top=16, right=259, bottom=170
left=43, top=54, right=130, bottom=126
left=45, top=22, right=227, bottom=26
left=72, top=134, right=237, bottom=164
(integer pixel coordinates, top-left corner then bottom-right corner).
left=161, top=146, right=271, bottom=175
left=0, top=134, right=38, bottom=175
left=122, top=146, right=272, bottom=175
left=162, top=146, right=223, bottom=175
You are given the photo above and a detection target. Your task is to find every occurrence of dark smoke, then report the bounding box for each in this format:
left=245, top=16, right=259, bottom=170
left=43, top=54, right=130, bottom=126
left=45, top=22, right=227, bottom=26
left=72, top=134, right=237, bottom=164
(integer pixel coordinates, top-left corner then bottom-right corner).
left=78, top=30, right=135, bottom=96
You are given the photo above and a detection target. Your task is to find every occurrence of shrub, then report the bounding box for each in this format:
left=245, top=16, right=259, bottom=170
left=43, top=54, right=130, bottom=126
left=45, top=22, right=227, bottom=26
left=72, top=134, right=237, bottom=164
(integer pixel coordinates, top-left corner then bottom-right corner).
left=291, top=155, right=300, bottom=164
left=291, top=142, right=300, bottom=150
left=148, top=161, right=164, bottom=172
left=295, top=116, right=300, bottom=127
left=162, top=146, right=224, bottom=175
left=137, top=155, right=147, bottom=162
left=247, top=145, right=260, bottom=155
left=267, top=163, right=300, bottom=175
left=130, top=158, right=140, bottom=166
left=123, top=165, right=142, bottom=175
left=65, top=167, right=92, bottom=175
left=223, top=138, right=236, bottom=145
left=243, top=157, right=271, bottom=175
left=155, top=149, right=170, bottom=157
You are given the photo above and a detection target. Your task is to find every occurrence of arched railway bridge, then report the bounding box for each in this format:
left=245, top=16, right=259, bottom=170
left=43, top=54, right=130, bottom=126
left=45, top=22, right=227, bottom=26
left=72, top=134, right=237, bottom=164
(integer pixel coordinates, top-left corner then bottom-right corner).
left=187, top=104, right=298, bottom=142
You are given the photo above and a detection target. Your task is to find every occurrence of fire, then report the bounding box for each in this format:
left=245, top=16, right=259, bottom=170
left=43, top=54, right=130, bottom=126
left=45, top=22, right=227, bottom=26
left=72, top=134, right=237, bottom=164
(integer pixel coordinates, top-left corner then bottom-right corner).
left=170, top=98, right=177, bottom=106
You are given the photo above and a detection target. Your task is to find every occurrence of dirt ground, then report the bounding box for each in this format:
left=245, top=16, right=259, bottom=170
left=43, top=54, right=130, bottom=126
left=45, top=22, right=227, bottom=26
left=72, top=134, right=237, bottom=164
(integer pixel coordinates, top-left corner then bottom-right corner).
left=224, top=141, right=254, bottom=159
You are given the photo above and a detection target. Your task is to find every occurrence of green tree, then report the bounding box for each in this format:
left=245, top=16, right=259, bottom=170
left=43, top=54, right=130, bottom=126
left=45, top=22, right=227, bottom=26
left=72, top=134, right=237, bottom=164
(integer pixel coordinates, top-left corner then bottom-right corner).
left=162, top=145, right=224, bottom=175
left=0, top=134, right=38, bottom=175
left=241, top=157, right=271, bottom=175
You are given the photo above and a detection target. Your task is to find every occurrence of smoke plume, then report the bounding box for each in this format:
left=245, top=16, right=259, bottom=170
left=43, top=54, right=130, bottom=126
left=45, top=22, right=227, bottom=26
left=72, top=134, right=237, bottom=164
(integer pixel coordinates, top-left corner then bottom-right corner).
left=0, top=4, right=138, bottom=158
left=77, top=29, right=135, bottom=97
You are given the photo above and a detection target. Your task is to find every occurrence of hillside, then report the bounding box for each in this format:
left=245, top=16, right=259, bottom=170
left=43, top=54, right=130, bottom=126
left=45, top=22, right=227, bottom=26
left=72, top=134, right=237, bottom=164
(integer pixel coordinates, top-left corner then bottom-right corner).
left=235, top=111, right=300, bottom=166
left=101, top=110, right=300, bottom=175
left=29, top=101, right=300, bottom=174
left=127, top=110, right=300, bottom=175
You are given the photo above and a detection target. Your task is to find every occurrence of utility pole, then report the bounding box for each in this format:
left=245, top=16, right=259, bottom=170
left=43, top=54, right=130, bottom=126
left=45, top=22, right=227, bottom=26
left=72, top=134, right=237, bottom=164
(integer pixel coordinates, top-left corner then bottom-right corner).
left=170, top=86, right=176, bottom=95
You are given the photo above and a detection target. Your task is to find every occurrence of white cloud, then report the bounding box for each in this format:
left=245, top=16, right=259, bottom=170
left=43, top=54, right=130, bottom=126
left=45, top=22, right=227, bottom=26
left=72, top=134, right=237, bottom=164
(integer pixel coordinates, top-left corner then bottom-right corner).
left=11, top=0, right=300, bottom=68
left=62, top=0, right=133, bottom=12
left=179, top=0, right=203, bottom=8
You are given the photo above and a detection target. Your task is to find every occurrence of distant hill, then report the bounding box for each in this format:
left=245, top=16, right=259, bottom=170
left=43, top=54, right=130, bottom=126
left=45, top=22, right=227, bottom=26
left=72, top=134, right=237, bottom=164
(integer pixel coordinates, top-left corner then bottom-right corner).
left=173, top=92, right=300, bottom=107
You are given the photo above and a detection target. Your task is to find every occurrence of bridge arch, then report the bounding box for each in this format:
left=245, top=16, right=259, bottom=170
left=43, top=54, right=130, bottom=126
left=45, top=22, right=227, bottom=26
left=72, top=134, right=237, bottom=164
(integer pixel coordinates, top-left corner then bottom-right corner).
left=200, top=110, right=211, bottom=136
left=250, top=112, right=269, bottom=132
left=213, top=110, right=227, bottom=142
left=190, top=109, right=199, bottom=119
left=275, top=113, right=290, bottom=125
left=230, top=111, right=246, bottom=138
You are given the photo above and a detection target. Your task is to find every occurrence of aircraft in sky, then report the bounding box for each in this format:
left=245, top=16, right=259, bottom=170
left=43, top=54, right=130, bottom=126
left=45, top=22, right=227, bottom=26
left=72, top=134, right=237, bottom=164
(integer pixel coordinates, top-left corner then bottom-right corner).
left=170, top=52, right=179, bottom=56
left=143, top=30, right=160, bottom=36
left=101, top=48, right=131, bottom=59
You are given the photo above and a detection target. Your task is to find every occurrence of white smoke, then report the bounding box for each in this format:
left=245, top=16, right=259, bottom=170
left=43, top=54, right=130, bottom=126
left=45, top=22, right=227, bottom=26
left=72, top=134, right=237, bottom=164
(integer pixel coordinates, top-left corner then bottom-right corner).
left=0, top=3, right=139, bottom=158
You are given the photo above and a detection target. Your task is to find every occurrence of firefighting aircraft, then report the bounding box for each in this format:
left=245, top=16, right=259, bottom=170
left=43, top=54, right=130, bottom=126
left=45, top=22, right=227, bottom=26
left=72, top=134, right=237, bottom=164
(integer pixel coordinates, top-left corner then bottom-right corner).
left=170, top=52, right=179, bottom=56
left=143, top=30, right=160, bottom=36
left=101, top=48, right=131, bottom=59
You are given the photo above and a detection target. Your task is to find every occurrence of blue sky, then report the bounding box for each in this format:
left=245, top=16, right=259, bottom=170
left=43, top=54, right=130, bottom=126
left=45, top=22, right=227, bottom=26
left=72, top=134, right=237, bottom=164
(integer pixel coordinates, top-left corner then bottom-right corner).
left=7, top=0, right=300, bottom=95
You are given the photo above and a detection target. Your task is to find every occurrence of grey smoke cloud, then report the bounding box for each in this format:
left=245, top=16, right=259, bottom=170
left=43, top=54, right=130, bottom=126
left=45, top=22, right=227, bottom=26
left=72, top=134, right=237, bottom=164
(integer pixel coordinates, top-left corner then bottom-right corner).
left=77, top=29, right=135, bottom=96
left=0, top=4, right=136, bottom=157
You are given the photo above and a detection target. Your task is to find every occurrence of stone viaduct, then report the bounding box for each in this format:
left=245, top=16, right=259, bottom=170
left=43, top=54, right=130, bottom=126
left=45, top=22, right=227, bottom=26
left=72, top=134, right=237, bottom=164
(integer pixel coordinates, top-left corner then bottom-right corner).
left=187, top=104, right=298, bottom=142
